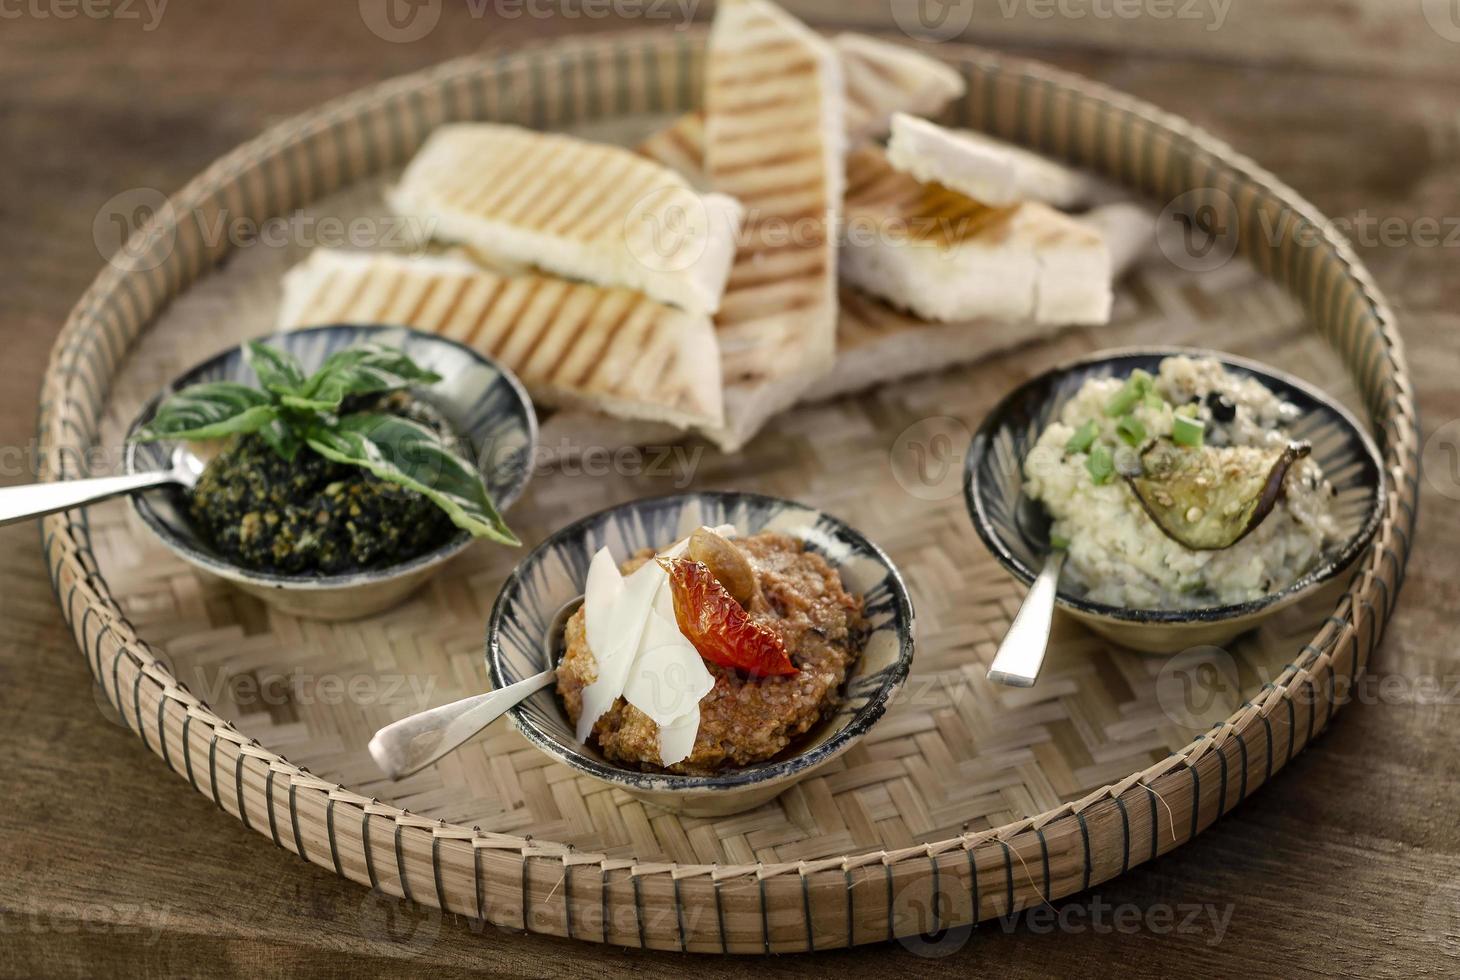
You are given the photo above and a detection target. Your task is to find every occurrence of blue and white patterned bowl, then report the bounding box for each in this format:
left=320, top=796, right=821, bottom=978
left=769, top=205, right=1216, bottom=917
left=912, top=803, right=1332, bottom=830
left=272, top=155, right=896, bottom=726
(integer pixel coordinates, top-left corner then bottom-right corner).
left=486, top=492, right=915, bottom=817
left=965, top=347, right=1386, bottom=653
left=125, top=324, right=537, bottom=620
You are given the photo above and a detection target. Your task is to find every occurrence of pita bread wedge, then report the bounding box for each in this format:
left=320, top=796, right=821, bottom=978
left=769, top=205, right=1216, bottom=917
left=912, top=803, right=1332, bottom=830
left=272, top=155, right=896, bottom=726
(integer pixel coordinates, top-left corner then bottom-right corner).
left=841, top=145, right=1112, bottom=324
left=696, top=0, right=844, bottom=450
left=833, top=34, right=965, bottom=143
left=886, top=112, right=1100, bottom=209
left=277, top=249, right=724, bottom=430
left=387, top=123, right=743, bottom=317
left=540, top=200, right=1150, bottom=449
left=638, top=31, right=963, bottom=182
left=804, top=206, right=1147, bottom=401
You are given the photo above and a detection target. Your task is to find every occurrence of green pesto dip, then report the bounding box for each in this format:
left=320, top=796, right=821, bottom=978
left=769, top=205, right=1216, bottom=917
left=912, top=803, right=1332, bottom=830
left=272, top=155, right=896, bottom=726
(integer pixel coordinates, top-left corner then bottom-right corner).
left=189, top=393, right=461, bottom=576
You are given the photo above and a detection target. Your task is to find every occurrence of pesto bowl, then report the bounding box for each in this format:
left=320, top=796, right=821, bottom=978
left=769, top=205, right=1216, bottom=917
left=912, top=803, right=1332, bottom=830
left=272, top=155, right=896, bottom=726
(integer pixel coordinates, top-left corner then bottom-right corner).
left=124, top=324, right=537, bottom=621
left=965, top=347, right=1386, bottom=654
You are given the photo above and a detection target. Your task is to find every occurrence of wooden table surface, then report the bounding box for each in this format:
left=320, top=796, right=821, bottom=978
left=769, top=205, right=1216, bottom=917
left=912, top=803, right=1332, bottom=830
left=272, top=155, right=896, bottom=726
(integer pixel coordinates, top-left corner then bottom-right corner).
left=2, top=2, right=1457, bottom=977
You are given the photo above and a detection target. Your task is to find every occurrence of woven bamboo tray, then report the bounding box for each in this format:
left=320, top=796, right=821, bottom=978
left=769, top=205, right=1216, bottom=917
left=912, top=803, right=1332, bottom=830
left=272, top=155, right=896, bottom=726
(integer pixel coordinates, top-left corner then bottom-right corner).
left=40, top=30, right=1417, bottom=953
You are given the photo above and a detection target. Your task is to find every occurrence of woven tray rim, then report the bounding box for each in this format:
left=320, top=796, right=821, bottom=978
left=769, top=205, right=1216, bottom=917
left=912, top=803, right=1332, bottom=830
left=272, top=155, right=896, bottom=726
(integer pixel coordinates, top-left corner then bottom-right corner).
left=38, top=29, right=1419, bottom=952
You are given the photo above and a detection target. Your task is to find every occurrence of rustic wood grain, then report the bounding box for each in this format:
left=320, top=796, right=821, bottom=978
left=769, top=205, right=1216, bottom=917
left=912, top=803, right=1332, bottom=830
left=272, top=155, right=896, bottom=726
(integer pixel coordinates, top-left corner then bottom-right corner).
left=1, top=1, right=1458, bottom=977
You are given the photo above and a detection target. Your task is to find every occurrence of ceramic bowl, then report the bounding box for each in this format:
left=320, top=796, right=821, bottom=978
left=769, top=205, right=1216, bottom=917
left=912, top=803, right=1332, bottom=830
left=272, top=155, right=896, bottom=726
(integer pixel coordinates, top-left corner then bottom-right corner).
left=125, top=324, right=537, bottom=620
left=486, top=491, right=915, bottom=817
left=965, top=347, right=1386, bottom=654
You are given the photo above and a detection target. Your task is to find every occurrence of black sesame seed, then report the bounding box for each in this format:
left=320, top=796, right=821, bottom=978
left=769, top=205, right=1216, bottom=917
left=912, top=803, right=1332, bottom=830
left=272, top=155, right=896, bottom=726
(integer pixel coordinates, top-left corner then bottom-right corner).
left=1205, top=391, right=1237, bottom=422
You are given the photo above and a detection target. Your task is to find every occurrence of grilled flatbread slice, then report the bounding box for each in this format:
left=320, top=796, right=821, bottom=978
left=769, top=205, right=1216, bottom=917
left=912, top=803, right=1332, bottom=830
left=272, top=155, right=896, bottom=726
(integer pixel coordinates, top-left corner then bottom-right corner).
left=662, top=0, right=845, bottom=450
left=833, top=34, right=965, bottom=143
left=545, top=201, right=1149, bottom=448
left=277, top=249, right=724, bottom=430
left=637, top=32, right=963, bottom=190
left=886, top=112, right=1099, bottom=209
left=841, top=145, right=1111, bottom=324
left=387, top=123, right=743, bottom=317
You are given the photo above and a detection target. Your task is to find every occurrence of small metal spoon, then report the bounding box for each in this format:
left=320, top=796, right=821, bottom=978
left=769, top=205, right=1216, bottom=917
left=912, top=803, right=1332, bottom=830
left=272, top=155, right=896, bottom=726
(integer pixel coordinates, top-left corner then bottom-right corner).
left=367, top=596, right=583, bottom=780
left=986, top=496, right=1067, bottom=689
left=0, top=446, right=206, bottom=528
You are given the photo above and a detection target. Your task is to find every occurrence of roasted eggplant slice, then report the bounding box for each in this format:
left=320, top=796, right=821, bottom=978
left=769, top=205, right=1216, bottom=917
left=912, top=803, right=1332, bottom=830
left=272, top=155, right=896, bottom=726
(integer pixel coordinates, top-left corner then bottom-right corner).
left=1125, top=439, right=1311, bottom=551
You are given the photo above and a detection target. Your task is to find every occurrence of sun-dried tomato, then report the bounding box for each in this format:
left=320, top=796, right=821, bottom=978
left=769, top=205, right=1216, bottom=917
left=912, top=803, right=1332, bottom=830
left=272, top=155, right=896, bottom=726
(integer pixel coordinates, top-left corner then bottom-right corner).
left=657, top=557, right=798, bottom=677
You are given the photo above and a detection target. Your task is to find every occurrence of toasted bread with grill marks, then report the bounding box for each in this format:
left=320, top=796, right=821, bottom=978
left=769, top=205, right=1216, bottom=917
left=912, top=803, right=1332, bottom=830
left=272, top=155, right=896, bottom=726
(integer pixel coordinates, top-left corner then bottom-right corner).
left=841, top=145, right=1111, bottom=324
left=636, top=31, right=963, bottom=178
left=833, top=34, right=965, bottom=143
left=277, top=249, right=724, bottom=430
left=886, top=111, right=1099, bottom=209
left=702, top=0, right=843, bottom=388
left=387, top=123, right=743, bottom=317
left=626, top=0, right=841, bottom=451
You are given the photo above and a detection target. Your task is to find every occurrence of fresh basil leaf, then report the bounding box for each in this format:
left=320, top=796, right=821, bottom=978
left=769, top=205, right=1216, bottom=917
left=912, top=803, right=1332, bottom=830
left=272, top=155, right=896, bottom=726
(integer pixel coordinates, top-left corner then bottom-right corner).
left=301, top=345, right=443, bottom=410
left=244, top=341, right=307, bottom=398
left=257, top=416, right=303, bottom=461
left=134, top=382, right=279, bottom=443
left=305, top=413, right=517, bottom=546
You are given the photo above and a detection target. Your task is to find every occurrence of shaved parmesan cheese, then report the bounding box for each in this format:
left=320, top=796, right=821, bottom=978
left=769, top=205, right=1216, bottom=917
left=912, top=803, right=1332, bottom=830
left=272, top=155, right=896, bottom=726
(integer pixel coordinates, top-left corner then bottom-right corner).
left=656, top=708, right=701, bottom=768
left=623, top=612, right=715, bottom=726
left=576, top=555, right=663, bottom=743
left=575, top=527, right=736, bottom=761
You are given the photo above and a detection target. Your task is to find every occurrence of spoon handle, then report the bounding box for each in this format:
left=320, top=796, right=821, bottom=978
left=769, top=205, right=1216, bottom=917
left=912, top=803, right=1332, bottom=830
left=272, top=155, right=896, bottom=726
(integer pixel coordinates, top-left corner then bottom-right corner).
left=0, top=470, right=181, bottom=528
left=368, top=670, right=557, bottom=780
left=987, top=550, right=1067, bottom=688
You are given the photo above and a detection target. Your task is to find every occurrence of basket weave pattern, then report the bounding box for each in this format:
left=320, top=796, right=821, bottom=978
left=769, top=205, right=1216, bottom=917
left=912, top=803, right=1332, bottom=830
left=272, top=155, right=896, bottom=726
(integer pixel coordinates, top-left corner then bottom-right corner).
left=39, top=32, right=1417, bottom=952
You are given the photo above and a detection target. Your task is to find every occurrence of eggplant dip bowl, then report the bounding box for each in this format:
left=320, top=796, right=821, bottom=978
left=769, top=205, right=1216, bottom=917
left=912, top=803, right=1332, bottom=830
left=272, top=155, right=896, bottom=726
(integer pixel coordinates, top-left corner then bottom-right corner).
left=1022, top=355, right=1340, bottom=610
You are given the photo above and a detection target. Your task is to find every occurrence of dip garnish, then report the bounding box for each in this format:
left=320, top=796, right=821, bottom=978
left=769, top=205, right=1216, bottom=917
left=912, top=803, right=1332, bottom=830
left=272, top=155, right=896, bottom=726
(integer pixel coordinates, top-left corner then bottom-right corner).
left=134, top=341, right=517, bottom=548
left=1125, top=439, right=1311, bottom=551
left=657, top=556, right=798, bottom=677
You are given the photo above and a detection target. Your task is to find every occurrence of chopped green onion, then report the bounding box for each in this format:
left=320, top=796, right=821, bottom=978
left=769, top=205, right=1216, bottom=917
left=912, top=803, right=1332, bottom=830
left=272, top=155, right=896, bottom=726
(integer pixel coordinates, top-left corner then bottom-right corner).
left=1175, top=402, right=1200, bottom=419
left=1050, top=534, right=1071, bottom=550
left=1104, top=386, right=1139, bottom=417
left=1116, top=415, right=1147, bottom=447
left=1065, top=419, right=1099, bottom=454
left=1144, top=391, right=1166, bottom=412
left=1172, top=414, right=1206, bottom=447
left=1104, top=369, right=1154, bottom=416
left=1086, top=444, right=1115, bottom=484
